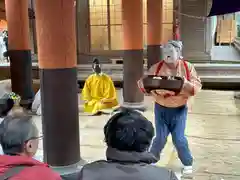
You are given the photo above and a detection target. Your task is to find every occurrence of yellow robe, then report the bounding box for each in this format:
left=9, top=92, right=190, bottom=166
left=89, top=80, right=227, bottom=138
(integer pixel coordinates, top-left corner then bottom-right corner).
left=81, top=73, right=118, bottom=114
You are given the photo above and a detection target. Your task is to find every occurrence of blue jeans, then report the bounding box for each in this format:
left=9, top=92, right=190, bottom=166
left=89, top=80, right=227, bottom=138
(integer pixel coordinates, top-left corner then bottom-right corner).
left=150, top=103, right=193, bottom=166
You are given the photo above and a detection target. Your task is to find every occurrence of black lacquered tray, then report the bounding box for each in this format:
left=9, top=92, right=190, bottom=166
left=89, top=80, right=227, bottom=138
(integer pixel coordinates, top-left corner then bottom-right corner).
left=142, top=75, right=184, bottom=94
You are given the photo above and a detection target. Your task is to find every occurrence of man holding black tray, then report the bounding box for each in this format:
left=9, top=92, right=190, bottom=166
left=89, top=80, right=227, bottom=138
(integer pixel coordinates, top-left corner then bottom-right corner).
left=138, top=40, right=202, bottom=175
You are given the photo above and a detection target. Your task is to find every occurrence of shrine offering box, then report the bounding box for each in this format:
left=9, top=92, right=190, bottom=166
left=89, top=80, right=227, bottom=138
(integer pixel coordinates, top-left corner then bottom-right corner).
left=142, top=75, right=184, bottom=94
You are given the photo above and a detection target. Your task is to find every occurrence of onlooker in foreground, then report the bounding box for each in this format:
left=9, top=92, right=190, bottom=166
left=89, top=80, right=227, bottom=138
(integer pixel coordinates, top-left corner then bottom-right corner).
left=31, top=89, right=41, bottom=116
left=0, top=92, right=15, bottom=121
left=79, top=108, right=178, bottom=180
left=0, top=115, right=61, bottom=180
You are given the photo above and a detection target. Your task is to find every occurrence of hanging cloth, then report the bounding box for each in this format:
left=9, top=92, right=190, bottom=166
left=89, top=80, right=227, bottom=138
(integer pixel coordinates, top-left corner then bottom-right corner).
left=208, top=0, right=240, bottom=16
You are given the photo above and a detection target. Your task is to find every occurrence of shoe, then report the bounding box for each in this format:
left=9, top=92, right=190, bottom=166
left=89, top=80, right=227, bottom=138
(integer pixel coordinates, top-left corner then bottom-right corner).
left=182, top=166, right=193, bottom=174
left=92, top=111, right=102, bottom=116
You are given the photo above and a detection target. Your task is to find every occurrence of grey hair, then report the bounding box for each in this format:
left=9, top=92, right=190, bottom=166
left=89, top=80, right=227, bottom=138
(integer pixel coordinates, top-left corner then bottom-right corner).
left=0, top=115, right=38, bottom=155
left=167, top=40, right=183, bottom=51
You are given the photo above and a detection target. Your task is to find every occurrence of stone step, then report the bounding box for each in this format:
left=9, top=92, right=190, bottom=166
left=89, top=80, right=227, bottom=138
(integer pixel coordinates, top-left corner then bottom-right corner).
left=77, top=63, right=240, bottom=75
left=1, top=63, right=240, bottom=83
left=77, top=73, right=240, bottom=83
left=76, top=63, right=240, bottom=82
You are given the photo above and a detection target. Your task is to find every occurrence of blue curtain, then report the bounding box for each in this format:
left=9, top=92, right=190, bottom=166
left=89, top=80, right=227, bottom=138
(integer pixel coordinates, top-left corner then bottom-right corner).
left=208, top=0, right=240, bottom=16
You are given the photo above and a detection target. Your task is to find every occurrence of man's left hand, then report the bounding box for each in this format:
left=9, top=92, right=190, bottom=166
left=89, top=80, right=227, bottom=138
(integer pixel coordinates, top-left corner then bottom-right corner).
left=183, top=76, right=188, bottom=84
left=180, top=76, right=193, bottom=96
left=182, top=76, right=192, bottom=89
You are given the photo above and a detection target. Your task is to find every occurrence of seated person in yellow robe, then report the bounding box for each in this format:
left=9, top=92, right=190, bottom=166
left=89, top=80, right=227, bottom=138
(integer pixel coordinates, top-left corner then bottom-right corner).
left=81, top=58, right=118, bottom=115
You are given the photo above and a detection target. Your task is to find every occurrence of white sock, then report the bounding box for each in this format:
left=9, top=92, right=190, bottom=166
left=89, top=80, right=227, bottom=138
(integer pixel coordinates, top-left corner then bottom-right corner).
left=183, top=166, right=193, bottom=174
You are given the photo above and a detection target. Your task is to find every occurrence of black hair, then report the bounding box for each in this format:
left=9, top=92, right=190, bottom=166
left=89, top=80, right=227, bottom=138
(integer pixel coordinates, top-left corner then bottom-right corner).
left=0, top=115, right=38, bottom=155
left=92, top=57, right=101, bottom=74
left=2, top=30, right=8, bottom=35
left=104, top=108, right=154, bottom=152
left=0, top=93, right=14, bottom=117
left=92, top=57, right=100, bottom=65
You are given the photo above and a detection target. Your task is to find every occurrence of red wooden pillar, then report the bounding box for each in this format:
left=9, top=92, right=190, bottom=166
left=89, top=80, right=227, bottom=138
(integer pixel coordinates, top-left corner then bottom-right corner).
left=122, top=0, right=144, bottom=110
left=35, top=0, right=82, bottom=176
left=147, top=0, right=163, bottom=68
left=5, top=0, right=34, bottom=108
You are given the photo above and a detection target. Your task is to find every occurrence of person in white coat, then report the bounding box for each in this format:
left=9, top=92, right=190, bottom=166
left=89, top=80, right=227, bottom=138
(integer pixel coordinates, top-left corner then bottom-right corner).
left=0, top=33, right=6, bottom=62
left=31, top=89, right=41, bottom=116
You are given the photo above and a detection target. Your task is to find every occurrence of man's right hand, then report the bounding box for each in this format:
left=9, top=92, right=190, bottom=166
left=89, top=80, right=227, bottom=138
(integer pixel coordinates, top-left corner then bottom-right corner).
left=101, top=98, right=108, bottom=104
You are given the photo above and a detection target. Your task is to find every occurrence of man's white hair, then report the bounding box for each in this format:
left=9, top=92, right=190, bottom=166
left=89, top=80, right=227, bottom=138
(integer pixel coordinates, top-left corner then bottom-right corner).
left=167, top=40, right=183, bottom=51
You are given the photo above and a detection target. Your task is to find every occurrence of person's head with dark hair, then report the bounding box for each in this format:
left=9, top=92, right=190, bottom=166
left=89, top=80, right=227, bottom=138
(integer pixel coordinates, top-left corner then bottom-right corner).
left=92, top=57, right=102, bottom=74
left=0, top=115, right=40, bottom=157
left=104, top=108, right=154, bottom=152
left=0, top=96, right=14, bottom=118
left=0, top=92, right=16, bottom=118
left=2, top=30, right=8, bottom=37
left=93, top=57, right=100, bottom=65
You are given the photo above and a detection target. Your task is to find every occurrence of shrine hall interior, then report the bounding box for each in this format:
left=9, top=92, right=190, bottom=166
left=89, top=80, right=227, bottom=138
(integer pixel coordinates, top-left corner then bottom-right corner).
left=0, top=0, right=239, bottom=64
